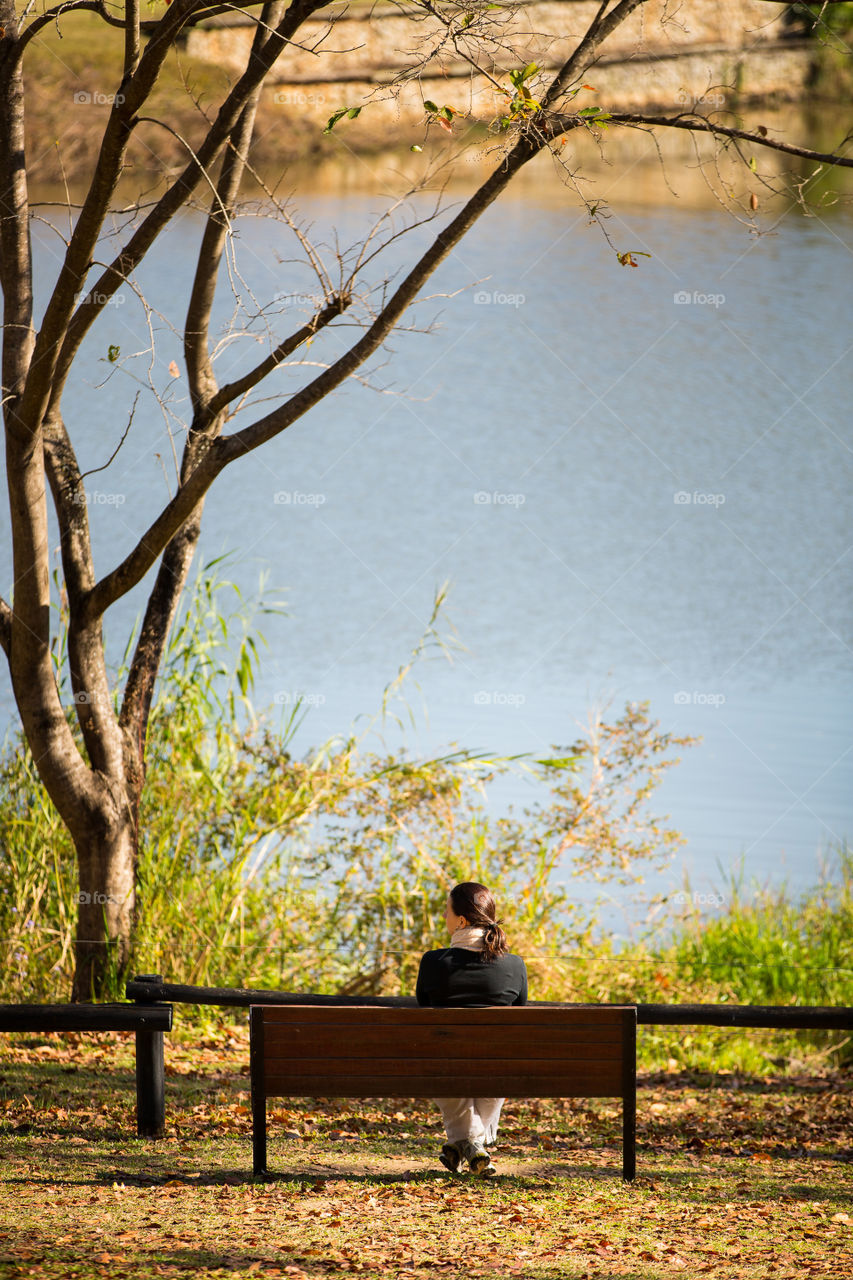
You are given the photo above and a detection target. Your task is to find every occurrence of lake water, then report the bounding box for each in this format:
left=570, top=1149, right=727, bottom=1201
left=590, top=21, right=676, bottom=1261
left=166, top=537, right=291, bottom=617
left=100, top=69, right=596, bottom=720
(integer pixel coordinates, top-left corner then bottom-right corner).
left=4, top=137, right=852, bottom=935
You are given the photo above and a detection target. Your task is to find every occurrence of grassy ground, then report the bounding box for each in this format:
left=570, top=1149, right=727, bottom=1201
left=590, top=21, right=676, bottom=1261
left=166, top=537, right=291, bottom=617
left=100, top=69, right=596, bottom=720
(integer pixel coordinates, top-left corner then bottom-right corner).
left=1, top=1027, right=850, bottom=1279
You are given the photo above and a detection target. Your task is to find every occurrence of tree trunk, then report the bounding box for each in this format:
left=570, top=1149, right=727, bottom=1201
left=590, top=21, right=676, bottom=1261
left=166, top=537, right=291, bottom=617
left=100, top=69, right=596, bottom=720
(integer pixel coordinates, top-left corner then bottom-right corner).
left=70, top=781, right=138, bottom=1002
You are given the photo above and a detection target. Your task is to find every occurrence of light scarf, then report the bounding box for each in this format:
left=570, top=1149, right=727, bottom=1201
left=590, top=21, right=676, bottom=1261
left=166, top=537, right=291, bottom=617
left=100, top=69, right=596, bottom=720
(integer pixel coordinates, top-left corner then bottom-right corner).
left=450, top=925, right=486, bottom=951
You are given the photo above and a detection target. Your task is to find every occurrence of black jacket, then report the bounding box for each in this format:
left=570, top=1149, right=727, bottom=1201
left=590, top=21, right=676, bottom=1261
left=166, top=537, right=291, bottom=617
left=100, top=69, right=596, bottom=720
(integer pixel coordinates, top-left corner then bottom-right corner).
left=415, top=948, right=528, bottom=1008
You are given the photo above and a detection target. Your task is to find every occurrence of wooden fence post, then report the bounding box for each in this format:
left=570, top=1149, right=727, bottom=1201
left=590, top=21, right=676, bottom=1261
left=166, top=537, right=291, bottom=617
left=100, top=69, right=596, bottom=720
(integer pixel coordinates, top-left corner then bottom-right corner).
left=134, top=974, right=166, bottom=1139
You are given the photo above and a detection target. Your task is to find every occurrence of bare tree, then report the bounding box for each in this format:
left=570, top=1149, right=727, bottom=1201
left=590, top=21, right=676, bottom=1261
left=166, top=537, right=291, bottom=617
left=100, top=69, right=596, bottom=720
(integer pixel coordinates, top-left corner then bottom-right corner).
left=1, top=0, right=850, bottom=999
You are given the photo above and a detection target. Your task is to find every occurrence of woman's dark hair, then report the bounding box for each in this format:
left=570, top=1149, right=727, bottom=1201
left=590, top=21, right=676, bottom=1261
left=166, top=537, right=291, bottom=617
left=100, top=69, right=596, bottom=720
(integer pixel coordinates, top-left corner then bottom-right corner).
left=449, top=881, right=509, bottom=962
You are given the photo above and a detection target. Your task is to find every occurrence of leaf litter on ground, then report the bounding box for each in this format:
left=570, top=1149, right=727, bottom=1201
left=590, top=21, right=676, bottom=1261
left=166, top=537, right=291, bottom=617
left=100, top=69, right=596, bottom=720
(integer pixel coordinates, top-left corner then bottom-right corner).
left=0, top=1027, right=850, bottom=1278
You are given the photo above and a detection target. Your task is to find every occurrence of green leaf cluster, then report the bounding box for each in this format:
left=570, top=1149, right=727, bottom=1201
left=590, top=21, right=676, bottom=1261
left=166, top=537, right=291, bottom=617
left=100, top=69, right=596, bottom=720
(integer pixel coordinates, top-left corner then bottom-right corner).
left=499, top=62, right=541, bottom=129
left=577, top=105, right=612, bottom=129
left=323, top=105, right=362, bottom=134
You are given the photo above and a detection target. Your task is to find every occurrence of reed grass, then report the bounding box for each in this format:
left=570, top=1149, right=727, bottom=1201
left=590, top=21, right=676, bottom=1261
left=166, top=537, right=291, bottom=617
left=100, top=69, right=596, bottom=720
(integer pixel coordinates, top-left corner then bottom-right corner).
left=0, top=566, right=849, bottom=1071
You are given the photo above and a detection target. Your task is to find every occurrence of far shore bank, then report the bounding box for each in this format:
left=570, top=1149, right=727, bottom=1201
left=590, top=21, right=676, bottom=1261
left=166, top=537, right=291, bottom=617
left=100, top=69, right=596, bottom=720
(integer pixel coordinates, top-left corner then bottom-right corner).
left=19, top=2, right=853, bottom=192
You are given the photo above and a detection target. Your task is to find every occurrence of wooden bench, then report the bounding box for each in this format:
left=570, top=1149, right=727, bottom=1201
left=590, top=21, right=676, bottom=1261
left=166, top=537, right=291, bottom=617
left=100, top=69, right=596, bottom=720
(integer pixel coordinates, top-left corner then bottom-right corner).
left=250, top=1004, right=637, bottom=1180
left=0, top=999, right=173, bottom=1137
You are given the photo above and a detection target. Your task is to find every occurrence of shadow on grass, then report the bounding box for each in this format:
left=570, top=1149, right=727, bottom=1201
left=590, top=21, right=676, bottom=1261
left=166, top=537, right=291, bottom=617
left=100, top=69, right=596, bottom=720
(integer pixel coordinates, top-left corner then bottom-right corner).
left=641, top=1069, right=848, bottom=1095
left=0, top=1159, right=624, bottom=1189
left=2, top=1147, right=847, bottom=1209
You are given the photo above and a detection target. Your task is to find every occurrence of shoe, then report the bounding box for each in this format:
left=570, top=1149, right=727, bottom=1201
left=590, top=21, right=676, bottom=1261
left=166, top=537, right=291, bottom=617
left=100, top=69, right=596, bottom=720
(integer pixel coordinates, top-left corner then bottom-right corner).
left=458, top=1139, right=493, bottom=1175
left=439, top=1141, right=462, bottom=1173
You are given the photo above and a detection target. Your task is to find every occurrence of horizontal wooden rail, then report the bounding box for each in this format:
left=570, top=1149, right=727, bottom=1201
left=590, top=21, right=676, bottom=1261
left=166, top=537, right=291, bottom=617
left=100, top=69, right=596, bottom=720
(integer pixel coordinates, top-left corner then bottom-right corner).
left=0, top=1002, right=172, bottom=1033
left=126, top=978, right=853, bottom=1030
left=1, top=988, right=172, bottom=1138
left=635, top=1004, right=853, bottom=1030
left=126, top=978, right=415, bottom=1008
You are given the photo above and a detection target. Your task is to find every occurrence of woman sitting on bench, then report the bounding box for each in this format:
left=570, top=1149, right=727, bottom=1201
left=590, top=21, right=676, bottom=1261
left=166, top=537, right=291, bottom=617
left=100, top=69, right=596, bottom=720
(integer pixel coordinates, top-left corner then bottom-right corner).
left=415, top=881, right=528, bottom=1178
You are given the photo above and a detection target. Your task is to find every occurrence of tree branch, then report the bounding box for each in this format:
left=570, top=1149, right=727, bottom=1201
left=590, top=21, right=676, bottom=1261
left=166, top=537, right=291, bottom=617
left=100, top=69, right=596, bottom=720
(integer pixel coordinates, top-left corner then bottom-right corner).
left=601, top=113, right=853, bottom=168
left=0, top=0, right=35, bottom=403
left=117, top=502, right=206, bottom=752
left=17, top=0, right=214, bottom=441
left=541, top=0, right=650, bottom=110
left=80, top=0, right=669, bottom=623
left=17, top=0, right=272, bottom=47
left=207, top=293, right=352, bottom=417
left=43, top=414, right=127, bottom=777
left=18, top=0, right=126, bottom=51
left=42, top=414, right=94, bottom=604
left=183, top=1, right=281, bottom=410
left=83, top=128, right=546, bottom=622
left=1, top=0, right=104, bottom=833
left=124, top=0, right=140, bottom=80
left=119, top=7, right=283, bottom=753
left=137, top=0, right=277, bottom=36
left=43, top=0, right=331, bottom=423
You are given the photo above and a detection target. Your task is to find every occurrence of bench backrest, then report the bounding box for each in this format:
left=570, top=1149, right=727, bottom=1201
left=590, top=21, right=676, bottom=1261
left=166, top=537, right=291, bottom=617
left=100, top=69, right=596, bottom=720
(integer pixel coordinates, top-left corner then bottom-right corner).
left=250, top=1005, right=636, bottom=1098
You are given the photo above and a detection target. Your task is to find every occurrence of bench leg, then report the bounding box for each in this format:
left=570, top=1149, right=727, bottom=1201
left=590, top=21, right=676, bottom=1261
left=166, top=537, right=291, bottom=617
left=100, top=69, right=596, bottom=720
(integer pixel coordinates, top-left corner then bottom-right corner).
left=252, top=1091, right=268, bottom=1177
left=135, top=1026, right=165, bottom=1138
left=621, top=1010, right=637, bottom=1181
left=622, top=1086, right=636, bottom=1181
left=250, top=1006, right=269, bottom=1176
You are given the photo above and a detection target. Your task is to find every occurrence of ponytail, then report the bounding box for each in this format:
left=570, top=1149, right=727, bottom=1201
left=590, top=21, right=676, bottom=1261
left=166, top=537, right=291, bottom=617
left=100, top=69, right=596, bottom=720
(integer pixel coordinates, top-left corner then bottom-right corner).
left=481, top=919, right=509, bottom=963
left=449, top=881, right=509, bottom=963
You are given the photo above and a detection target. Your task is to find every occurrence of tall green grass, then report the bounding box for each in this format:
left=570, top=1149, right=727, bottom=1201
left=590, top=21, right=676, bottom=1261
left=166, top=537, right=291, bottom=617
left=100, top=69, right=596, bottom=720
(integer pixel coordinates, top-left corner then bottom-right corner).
left=560, top=853, right=852, bottom=1070
left=666, top=856, right=852, bottom=1008
left=0, top=567, right=849, bottom=1071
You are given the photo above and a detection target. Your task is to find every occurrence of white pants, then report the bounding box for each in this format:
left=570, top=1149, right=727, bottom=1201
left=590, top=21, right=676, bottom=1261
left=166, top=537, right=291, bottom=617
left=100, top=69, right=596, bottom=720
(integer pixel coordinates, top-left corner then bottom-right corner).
left=434, top=1097, right=504, bottom=1146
